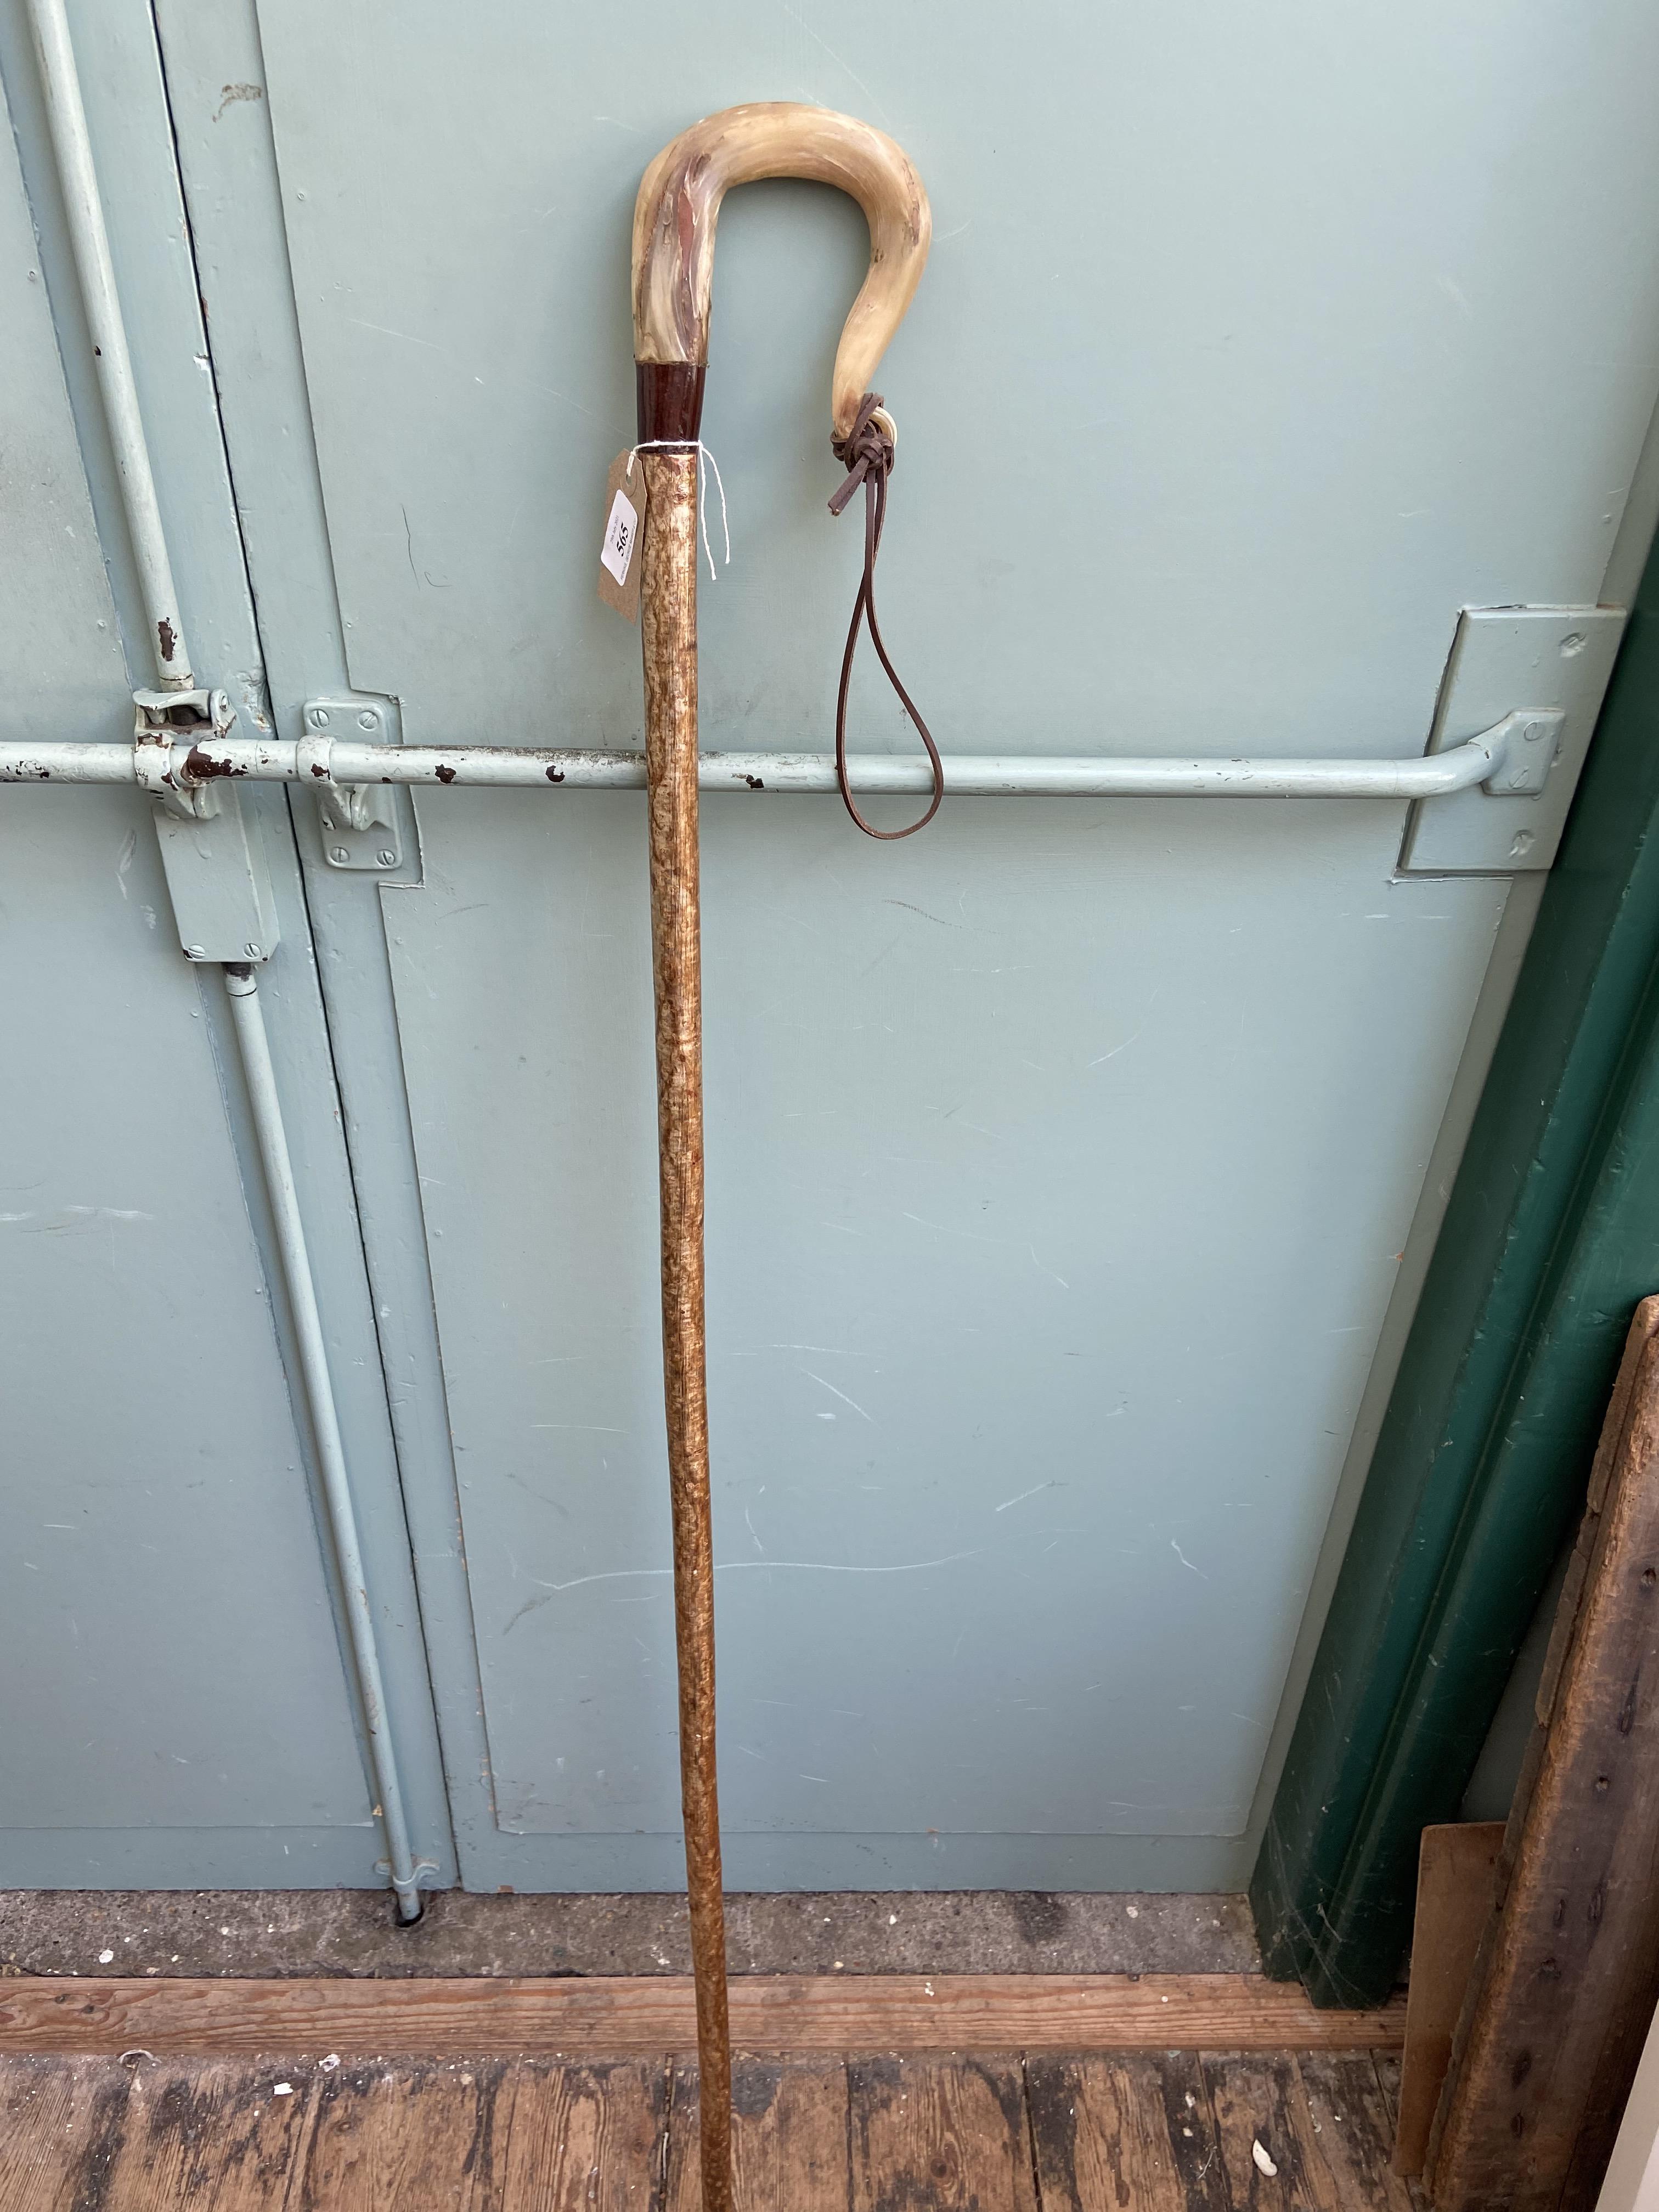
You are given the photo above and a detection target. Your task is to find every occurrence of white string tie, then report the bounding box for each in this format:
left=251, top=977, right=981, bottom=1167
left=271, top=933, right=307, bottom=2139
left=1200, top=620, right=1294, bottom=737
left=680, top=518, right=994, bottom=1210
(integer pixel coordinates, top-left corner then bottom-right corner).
left=630, top=439, right=730, bottom=583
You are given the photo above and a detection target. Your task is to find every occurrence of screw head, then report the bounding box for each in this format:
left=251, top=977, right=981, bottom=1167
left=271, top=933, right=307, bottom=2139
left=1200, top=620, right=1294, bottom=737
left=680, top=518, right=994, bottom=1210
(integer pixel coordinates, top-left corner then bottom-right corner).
left=358, top=709, right=378, bottom=730
left=244, top=942, right=261, bottom=958
left=308, top=707, right=330, bottom=728
left=377, top=848, right=397, bottom=866
left=185, top=944, right=206, bottom=958
left=331, top=846, right=350, bottom=864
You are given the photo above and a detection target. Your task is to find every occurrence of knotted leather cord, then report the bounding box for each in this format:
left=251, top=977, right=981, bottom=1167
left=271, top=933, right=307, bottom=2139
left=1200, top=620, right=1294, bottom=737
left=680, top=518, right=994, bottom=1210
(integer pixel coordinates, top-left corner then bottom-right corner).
left=828, top=392, right=943, bottom=839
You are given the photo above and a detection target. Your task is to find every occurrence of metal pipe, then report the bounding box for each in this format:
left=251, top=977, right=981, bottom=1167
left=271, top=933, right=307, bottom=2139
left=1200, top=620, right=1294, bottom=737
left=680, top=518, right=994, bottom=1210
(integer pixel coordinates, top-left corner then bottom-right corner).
left=27, top=0, right=193, bottom=690
left=221, top=964, right=426, bottom=1921
left=30, top=0, right=427, bottom=1918
left=0, top=715, right=1521, bottom=798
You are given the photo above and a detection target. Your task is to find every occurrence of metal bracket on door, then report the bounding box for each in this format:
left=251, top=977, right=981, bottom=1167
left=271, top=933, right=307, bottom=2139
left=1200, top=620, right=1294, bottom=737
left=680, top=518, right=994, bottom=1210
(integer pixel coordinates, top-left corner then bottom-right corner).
left=134, top=686, right=282, bottom=963
left=134, top=684, right=233, bottom=820
left=1400, top=607, right=1628, bottom=873
left=302, top=697, right=404, bottom=870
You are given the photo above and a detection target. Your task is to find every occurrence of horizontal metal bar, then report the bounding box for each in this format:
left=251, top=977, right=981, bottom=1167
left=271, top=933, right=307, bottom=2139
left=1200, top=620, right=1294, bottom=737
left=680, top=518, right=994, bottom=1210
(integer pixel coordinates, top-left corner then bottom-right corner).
left=0, top=716, right=1520, bottom=799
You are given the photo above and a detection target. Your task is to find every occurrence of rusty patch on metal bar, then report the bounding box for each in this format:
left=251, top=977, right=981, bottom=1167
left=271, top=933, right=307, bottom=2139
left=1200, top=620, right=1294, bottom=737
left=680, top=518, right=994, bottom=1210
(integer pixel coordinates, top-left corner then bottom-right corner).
left=182, top=746, right=246, bottom=780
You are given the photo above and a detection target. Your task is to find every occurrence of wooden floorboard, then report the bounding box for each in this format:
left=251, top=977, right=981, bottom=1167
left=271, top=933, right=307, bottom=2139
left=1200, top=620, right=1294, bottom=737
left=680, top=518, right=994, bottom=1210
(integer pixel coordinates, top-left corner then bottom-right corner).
left=1026, top=2051, right=1228, bottom=2209
left=1296, top=2054, right=1420, bottom=2211
left=1374, top=2049, right=1403, bottom=2128
left=108, top=2057, right=325, bottom=2210
left=497, top=2057, right=669, bottom=2209
left=295, top=2058, right=511, bottom=2210
left=0, top=1972, right=1403, bottom=2055
left=0, top=2053, right=132, bottom=2212
left=666, top=2055, right=848, bottom=2210
left=1205, top=2051, right=1419, bottom=2211
left=849, top=2053, right=1037, bottom=2211
left=0, top=2047, right=1414, bottom=2210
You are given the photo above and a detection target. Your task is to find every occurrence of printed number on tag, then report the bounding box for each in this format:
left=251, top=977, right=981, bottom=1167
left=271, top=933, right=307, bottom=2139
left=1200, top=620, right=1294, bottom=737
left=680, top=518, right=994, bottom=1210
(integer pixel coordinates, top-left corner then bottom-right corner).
left=597, top=450, right=647, bottom=620
left=601, top=489, right=640, bottom=585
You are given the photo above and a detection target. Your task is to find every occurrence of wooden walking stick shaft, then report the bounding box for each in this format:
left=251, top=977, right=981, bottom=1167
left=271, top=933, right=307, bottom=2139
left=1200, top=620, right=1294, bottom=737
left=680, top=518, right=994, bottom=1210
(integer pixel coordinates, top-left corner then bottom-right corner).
left=631, top=102, right=930, bottom=2212
left=640, top=446, right=732, bottom=2212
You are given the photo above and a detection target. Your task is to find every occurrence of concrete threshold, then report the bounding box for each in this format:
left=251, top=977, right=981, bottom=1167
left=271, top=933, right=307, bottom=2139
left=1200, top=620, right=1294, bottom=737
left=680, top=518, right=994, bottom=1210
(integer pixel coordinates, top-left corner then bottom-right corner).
left=0, top=1889, right=1260, bottom=1980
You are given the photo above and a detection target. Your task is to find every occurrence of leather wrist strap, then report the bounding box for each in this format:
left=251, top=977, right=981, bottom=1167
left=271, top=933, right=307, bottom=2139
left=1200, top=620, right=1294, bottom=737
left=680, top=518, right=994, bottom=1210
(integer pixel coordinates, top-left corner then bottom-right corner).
left=828, top=391, right=943, bottom=840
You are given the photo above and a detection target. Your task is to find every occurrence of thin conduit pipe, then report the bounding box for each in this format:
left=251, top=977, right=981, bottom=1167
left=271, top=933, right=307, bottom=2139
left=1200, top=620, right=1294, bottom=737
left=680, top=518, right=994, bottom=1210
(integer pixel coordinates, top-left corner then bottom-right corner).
left=26, top=0, right=192, bottom=690
left=30, top=0, right=427, bottom=1916
left=222, top=966, right=425, bottom=1922
left=0, top=715, right=1521, bottom=798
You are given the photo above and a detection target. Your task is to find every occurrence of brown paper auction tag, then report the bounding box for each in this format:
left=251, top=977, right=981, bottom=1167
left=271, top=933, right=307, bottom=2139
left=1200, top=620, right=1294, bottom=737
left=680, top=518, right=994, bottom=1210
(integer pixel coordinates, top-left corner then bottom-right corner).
left=597, top=450, right=647, bottom=621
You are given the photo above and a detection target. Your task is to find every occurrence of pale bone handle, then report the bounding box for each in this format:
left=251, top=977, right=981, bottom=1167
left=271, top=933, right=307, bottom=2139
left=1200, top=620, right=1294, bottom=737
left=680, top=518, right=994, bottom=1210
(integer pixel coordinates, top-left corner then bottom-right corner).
left=633, top=101, right=931, bottom=441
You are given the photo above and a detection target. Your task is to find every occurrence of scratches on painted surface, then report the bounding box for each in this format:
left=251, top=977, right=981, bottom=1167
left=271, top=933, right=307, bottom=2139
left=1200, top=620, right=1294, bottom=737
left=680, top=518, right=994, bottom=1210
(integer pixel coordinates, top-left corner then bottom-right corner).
left=801, top=1369, right=874, bottom=1422
left=733, top=1341, right=859, bottom=1357
left=500, top=1548, right=991, bottom=1632
left=901, top=1209, right=997, bottom=1244
left=882, top=898, right=958, bottom=929
left=349, top=317, right=446, bottom=355
left=781, top=0, right=888, bottom=121
left=2, top=1205, right=154, bottom=1229
left=993, top=1480, right=1057, bottom=1515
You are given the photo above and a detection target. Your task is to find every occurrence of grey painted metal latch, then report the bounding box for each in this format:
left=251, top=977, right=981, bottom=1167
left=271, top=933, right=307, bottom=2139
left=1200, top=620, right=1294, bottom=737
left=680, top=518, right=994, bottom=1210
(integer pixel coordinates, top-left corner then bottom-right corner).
left=133, top=685, right=281, bottom=963
left=301, top=697, right=405, bottom=870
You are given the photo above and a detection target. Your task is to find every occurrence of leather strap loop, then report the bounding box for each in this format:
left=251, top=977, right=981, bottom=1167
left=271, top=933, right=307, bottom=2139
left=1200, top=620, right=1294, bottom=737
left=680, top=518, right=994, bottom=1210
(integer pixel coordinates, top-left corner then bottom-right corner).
left=828, top=392, right=943, bottom=840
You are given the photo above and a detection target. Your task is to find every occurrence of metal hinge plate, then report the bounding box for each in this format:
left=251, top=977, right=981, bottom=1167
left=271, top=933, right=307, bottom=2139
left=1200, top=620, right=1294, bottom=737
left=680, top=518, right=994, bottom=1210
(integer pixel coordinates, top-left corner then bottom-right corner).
left=303, top=697, right=404, bottom=868
left=1400, top=607, right=1627, bottom=874
left=133, top=687, right=280, bottom=962
left=152, top=789, right=281, bottom=962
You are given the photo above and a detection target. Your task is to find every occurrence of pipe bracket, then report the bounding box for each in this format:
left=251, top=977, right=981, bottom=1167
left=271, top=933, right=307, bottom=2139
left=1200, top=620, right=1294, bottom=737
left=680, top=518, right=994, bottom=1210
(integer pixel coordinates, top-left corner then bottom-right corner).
left=380, top=1856, right=443, bottom=1922
left=133, top=686, right=234, bottom=820
left=302, top=698, right=403, bottom=868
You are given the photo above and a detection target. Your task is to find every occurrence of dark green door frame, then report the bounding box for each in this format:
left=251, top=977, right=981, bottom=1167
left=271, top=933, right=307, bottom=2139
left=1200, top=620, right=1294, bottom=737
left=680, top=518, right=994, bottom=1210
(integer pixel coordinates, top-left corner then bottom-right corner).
left=1252, top=541, right=1659, bottom=2008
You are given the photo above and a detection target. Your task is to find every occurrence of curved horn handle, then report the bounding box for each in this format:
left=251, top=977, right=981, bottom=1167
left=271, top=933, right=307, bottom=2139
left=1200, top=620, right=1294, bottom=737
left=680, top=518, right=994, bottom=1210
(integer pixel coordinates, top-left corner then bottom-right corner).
left=633, top=101, right=930, bottom=443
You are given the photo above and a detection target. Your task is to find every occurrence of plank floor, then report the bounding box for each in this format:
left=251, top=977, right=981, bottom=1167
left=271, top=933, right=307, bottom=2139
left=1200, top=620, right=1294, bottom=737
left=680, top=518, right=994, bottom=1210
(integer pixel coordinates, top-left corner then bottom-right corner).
left=0, top=2047, right=1415, bottom=2208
